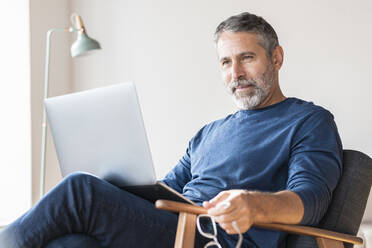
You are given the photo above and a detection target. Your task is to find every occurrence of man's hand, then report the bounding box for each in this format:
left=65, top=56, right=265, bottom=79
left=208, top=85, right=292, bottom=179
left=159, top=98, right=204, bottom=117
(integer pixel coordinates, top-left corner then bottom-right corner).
left=203, top=190, right=257, bottom=234
left=203, top=189, right=304, bottom=235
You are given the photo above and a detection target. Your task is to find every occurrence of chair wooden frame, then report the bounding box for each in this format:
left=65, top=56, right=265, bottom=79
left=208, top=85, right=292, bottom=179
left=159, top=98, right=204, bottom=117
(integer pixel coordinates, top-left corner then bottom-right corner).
left=155, top=200, right=363, bottom=248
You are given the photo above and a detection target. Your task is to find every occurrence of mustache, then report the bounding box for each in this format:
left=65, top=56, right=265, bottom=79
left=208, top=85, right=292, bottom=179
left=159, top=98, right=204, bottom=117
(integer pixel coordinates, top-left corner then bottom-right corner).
left=227, top=79, right=258, bottom=93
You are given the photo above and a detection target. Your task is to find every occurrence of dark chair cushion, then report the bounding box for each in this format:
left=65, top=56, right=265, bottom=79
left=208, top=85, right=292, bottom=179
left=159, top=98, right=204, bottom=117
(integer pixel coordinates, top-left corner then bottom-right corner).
left=287, top=150, right=372, bottom=248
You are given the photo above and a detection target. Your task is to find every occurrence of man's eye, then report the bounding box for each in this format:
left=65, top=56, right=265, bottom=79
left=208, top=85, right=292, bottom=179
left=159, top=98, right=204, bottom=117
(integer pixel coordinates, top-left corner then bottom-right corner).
left=243, top=56, right=253, bottom=60
left=221, top=60, right=230, bottom=66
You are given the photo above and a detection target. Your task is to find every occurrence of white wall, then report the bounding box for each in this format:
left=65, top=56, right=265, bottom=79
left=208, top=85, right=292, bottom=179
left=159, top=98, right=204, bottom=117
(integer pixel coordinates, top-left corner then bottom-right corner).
left=33, top=0, right=372, bottom=221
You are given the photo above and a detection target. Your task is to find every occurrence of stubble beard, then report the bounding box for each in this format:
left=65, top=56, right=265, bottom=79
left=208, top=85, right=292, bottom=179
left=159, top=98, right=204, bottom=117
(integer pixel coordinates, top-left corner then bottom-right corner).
left=227, top=63, right=276, bottom=110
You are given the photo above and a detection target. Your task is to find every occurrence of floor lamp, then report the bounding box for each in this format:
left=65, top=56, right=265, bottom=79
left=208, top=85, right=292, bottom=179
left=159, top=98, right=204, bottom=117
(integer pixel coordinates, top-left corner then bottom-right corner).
left=40, top=13, right=101, bottom=198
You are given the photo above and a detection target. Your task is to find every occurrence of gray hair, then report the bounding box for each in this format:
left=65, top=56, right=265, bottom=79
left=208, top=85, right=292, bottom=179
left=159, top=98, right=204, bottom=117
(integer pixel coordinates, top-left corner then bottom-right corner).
left=214, top=12, right=279, bottom=57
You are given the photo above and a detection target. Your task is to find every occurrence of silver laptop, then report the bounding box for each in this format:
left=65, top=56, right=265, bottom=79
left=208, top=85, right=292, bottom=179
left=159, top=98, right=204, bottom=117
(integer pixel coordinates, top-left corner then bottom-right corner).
left=45, top=82, right=194, bottom=205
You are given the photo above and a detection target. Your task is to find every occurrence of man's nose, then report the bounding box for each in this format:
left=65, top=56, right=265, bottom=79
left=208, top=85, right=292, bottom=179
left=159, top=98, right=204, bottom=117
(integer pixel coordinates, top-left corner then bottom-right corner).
left=231, top=62, right=245, bottom=81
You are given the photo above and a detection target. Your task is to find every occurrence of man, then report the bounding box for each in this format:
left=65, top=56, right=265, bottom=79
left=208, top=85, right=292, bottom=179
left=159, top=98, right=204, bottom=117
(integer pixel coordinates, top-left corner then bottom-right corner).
left=0, top=12, right=342, bottom=248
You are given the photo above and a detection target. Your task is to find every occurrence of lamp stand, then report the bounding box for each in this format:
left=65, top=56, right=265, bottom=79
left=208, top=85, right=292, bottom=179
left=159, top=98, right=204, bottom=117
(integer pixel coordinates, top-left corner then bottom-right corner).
left=39, top=28, right=71, bottom=199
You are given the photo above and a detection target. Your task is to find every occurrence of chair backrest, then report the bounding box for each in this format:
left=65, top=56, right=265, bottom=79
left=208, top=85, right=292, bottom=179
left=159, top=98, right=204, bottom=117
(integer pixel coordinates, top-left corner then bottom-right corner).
left=287, top=149, right=372, bottom=248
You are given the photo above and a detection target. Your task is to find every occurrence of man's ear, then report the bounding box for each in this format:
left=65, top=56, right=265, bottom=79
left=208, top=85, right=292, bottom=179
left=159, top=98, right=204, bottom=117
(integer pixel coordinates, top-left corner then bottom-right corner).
left=271, top=45, right=284, bottom=70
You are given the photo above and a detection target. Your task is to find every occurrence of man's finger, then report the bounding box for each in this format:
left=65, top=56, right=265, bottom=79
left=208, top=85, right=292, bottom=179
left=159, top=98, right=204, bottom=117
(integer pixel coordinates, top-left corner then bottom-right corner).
left=219, top=219, right=251, bottom=234
left=208, top=201, right=235, bottom=216
left=211, top=208, right=242, bottom=222
left=207, top=191, right=230, bottom=207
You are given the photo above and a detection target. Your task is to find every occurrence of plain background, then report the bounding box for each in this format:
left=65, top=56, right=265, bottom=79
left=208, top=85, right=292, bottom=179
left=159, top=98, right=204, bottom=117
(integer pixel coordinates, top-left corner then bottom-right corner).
left=30, top=0, right=372, bottom=222
left=0, top=1, right=31, bottom=224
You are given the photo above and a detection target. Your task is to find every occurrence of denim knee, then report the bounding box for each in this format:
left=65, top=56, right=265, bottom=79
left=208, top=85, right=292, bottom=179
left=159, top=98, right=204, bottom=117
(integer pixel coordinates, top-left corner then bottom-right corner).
left=61, top=172, right=101, bottom=191
left=45, top=234, right=103, bottom=248
left=63, top=172, right=98, bottom=184
left=54, top=172, right=102, bottom=208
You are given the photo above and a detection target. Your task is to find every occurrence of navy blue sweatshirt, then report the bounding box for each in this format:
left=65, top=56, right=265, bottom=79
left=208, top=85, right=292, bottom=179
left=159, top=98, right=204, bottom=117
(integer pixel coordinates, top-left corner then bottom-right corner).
left=162, top=98, right=342, bottom=247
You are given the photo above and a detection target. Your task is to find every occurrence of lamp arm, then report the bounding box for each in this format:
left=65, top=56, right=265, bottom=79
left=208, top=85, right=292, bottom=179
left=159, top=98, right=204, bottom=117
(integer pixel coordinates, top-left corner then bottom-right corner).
left=39, top=27, right=72, bottom=199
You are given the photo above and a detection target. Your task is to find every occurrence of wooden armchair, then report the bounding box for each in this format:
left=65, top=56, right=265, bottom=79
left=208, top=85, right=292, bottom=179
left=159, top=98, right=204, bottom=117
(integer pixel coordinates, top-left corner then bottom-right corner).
left=155, top=200, right=362, bottom=248
left=156, top=150, right=372, bottom=248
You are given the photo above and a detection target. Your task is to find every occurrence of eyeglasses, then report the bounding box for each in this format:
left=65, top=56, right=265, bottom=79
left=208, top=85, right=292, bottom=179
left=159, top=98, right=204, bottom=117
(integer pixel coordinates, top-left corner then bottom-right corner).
left=196, top=214, right=243, bottom=248
left=197, top=214, right=223, bottom=248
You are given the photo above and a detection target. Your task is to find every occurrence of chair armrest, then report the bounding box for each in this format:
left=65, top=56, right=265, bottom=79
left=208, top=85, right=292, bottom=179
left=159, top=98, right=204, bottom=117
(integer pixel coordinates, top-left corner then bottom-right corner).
left=155, top=199, right=363, bottom=246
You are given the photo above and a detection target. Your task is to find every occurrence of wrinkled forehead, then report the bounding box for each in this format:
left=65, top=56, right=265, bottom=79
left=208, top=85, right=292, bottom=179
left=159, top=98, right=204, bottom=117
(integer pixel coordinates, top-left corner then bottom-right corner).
left=216, top=31, right=266, bottom=59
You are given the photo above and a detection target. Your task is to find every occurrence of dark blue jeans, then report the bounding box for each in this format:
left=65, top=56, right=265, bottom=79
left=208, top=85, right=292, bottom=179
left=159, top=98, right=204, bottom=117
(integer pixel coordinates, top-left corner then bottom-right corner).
left=0, top=173, right=230, bottom=248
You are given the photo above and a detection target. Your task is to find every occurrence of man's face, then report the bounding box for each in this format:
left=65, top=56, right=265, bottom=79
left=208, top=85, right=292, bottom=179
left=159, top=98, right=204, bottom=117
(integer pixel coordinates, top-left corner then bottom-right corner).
left=216, top=31, right=277, bottom=110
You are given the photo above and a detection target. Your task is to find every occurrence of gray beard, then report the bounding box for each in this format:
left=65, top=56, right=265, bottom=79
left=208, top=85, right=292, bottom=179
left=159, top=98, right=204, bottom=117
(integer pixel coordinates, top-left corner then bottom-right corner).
left=232, top=87, right=264, bottom=110
left=227, top=64, right=275, bottom=110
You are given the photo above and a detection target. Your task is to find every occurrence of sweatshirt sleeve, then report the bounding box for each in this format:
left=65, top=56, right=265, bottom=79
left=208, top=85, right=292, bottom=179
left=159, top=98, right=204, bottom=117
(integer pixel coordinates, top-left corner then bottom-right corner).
left=160, top=141, right=193, bottom=194
left=286, top=110, right=343, bottom=226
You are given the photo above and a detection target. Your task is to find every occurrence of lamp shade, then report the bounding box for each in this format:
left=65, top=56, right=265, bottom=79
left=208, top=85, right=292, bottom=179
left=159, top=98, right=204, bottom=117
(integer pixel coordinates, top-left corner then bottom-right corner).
left=71, top=32, right=101, bottom=57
